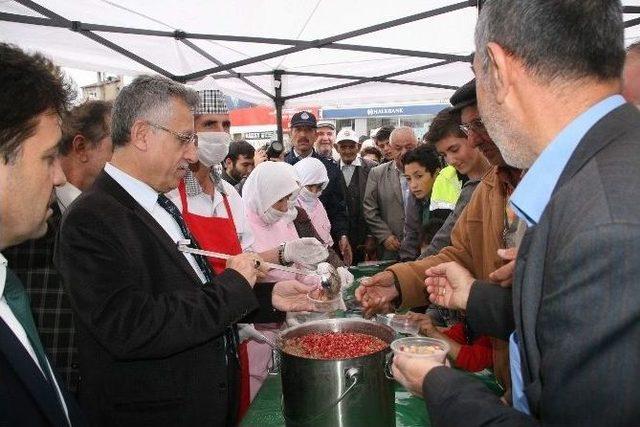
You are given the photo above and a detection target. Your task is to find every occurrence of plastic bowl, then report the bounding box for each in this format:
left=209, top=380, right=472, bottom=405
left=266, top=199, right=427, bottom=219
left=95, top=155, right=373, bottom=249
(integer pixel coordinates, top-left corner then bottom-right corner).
left=390, top=337, right=449, bottom=363
left=389, top=314, right=420, bottom=335
left=307, top=289, right=342, bottom=312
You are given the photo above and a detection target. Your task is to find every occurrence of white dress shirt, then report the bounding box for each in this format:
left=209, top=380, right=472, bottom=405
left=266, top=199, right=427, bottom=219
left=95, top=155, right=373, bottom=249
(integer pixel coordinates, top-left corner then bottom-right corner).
left=0, top=253, right=70, bottom=423
left=165, top=174, right=255, bottom=252
left=339, top=157, right=362, bottom=187
left=104, top=163, right=206, bottom=283
left=55, top=182, right=81, bottom=214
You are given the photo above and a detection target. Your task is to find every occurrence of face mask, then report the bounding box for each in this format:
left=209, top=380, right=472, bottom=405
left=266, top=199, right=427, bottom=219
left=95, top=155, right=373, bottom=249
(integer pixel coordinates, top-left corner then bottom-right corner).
left=197, top=132, right=231, bottom=168
left=262, top=205, right=297, bottom=225
left=298, top=187, right=320, bottom=212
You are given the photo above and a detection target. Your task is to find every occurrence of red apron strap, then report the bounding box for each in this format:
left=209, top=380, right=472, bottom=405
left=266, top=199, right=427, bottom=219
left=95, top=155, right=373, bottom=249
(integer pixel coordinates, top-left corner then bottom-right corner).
left=178, top=179, right=189, bottom=213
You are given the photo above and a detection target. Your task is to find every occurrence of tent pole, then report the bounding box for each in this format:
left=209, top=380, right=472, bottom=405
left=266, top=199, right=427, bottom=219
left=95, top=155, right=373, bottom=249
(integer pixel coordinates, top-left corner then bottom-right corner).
left=274, top=70, right=284, bottom=144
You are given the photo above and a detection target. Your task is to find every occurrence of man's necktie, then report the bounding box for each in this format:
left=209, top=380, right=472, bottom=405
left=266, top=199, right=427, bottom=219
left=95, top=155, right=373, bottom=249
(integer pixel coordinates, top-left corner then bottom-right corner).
left=156, top=194, right=239, bottom=363
left=4, top=269, right=67, bottom=410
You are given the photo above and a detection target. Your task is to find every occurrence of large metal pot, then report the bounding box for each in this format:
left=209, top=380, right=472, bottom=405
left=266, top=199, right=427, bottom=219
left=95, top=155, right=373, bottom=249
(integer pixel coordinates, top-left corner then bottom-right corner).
left=279, top=318, right=395, bottom=427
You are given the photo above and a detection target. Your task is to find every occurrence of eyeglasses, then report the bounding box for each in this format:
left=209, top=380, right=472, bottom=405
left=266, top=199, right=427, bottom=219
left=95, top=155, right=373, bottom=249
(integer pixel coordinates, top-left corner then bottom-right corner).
left=459, top=118, right=485, bottom=137
left=148, top=122, right=198, bottom=147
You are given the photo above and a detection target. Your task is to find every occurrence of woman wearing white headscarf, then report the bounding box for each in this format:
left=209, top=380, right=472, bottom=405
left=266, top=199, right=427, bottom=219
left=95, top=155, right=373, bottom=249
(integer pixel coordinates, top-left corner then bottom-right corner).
left=293, top=157, right=333, bottom=247
left=242, top=161, right=327, bottom=398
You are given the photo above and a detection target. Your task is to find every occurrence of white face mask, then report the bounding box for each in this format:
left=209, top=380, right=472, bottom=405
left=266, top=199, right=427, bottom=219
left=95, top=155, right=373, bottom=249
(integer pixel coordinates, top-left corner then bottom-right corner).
left=197, top=132, right=231, bottom=168
left=298, top=187, right=320, bottom=212
left=262, top=200, right=297, bottom=225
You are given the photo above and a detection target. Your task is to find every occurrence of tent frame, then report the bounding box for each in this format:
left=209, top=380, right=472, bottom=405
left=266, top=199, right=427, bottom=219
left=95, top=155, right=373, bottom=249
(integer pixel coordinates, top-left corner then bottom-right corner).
left=2, top=0, right=639, bottom=141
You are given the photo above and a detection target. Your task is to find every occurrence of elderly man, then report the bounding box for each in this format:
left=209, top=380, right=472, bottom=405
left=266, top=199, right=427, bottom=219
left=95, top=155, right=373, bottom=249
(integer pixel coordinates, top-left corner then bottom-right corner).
left=0, top=43, right=85, bottom=426
left=363, top=126, right=417, bottom=260
left=334, top=128, right=377, bottom=263
left=4, top=100, right=113, bottom=395
left=285, top=111, right=353, bottom=265
left=623, top=41, right=640, bottom=107
left=392, top=1, right=640, bottom=425
left=314, top=120, right=335, bottom=159
left=55, top=75, right=313, bottom=426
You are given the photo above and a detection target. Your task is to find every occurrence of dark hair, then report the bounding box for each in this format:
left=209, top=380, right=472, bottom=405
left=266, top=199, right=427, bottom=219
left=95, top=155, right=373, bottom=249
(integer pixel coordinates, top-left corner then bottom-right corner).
left=111, top=75, right=199, bottom=147
left=59, top=100, right=113, bottom=155
left=0, top=43, right=74, bottom=163
left=225, top=140, right=255, bottom=163
left=476, top=0, right=625, bottom=83
left=374, top=125, right=395, bottom=143
left=401, top=144, right=442, bottom=175
left=424, top=107, right=465, bottom=145
left=361, top=146, right=383, bottom=162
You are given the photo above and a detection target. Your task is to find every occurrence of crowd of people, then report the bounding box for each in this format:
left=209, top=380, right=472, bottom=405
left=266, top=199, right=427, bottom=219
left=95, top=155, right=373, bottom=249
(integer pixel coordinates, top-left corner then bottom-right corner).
left=0, top=0, right=640, bottom=426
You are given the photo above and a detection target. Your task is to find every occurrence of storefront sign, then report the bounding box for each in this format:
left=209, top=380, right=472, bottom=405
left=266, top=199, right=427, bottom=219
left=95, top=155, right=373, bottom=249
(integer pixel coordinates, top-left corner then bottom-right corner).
left=321, top=104, right=448, bottom=119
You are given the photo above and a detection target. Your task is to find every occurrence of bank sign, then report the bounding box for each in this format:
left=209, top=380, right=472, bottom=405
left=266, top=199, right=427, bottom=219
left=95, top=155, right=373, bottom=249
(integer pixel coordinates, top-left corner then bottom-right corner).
left=321, top=104, right=448, bottom=119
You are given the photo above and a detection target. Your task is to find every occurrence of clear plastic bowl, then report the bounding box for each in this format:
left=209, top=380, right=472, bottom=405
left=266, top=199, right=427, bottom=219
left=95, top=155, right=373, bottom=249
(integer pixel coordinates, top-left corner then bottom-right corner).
left=389, top=314, right=420, bottom=335
left=390, top=337, right=450, bottom=362
left=307, top=289, right=342, bottom=312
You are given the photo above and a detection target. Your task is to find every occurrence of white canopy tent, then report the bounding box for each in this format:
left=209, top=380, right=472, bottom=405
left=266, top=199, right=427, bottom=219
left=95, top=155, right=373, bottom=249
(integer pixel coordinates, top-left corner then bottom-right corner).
left=1, top=0, right=639, bottom=140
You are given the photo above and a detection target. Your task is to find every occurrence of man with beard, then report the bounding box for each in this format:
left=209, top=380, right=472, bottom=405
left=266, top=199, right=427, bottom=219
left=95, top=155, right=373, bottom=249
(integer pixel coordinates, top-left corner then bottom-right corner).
left=314, top=121, right=335, bottom=159
left=392, top=1, right=640, bottom=425
left=285, top=111, right=352, bottom=265
left=356, top=80, right=522, bottom=400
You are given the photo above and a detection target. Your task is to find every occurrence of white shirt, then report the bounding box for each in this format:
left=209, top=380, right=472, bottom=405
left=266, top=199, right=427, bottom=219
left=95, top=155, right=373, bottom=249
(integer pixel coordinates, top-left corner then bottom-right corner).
left=55, top=182, right=82, bottom=213
left=165, top=179, right=255, bottom=251
left=339, top=157, right=362, bottom=187
left=104, top=163, right=207, bottom=283
left=0, top=253, right=70, bottom=424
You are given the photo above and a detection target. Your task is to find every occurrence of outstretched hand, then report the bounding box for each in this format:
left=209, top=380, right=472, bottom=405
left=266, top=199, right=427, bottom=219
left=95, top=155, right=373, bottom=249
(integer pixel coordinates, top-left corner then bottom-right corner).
left=355, top=271, right=398, bottom=318
left=272, top=280, right=317, bottom=312
left=424, top=262, right=475, bottom=311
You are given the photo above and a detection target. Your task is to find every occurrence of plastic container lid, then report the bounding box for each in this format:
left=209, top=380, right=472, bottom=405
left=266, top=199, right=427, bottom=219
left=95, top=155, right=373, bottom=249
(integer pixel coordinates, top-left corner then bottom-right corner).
left=390, top=337, right=450, bottom=362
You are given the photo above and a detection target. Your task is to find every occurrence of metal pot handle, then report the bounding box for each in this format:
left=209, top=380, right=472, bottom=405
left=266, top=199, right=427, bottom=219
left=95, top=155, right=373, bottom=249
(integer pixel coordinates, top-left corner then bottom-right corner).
left=384, top=352, right=395, bottom=380
left=282, top=367, right=360, bottom=425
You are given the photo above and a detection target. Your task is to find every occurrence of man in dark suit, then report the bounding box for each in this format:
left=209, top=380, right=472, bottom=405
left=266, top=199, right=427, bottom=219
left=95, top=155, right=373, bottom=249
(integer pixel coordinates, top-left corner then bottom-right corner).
left=0, top=43, right=85, bottom=426
left=392, top=1, right=640, bottom=425
left=55, top=75, right=314, bottom=426
left=333, top=128, right=376, bottom=264
left=4, top=100, right=113, bottom=395
left=285, top=111, right=353, bottom=265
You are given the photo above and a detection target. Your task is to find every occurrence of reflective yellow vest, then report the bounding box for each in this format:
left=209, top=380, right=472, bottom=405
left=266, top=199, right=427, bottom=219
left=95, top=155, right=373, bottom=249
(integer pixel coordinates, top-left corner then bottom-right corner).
left=430, top=165, right=462, bottom=212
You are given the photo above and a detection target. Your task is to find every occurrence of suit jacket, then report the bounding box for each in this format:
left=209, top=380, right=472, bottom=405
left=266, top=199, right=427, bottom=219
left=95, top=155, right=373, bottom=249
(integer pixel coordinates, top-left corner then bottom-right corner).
left=285, top=150, right=348, bottom=239
left=423, top=104, right=640, bottom=426
left=338, top=158, right=375, bottom=263
left=3, top=204, right=80, bottom=394
left=0, top=275, right=85, bottom=426
left=363, top=161, right=405, bottom=258
left=54, top=171, right=284, bottom=427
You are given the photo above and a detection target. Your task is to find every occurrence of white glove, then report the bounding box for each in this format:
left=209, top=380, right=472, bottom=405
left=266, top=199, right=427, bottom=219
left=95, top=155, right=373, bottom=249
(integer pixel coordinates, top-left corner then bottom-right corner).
left=283, top=238, right=328, bottom=268
left=336, top=267, right=355, bottom=290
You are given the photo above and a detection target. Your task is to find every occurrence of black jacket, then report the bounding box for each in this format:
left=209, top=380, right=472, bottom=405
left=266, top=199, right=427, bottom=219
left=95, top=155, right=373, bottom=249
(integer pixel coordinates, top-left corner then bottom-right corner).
left=55, top=171, right=283, bottom=427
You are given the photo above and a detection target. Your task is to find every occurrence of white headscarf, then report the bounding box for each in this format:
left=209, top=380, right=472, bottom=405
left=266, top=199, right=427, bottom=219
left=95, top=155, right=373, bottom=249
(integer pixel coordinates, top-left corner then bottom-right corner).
left=293, top=158, right=329, bottom=212
left=243, top=161, right=301, bottom=224
left=293, top=158, right=329, bottom=189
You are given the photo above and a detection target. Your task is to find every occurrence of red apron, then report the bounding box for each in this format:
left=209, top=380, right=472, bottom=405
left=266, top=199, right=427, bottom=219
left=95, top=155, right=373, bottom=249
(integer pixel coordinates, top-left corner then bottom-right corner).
left=178, top=181, right=251, bottom=419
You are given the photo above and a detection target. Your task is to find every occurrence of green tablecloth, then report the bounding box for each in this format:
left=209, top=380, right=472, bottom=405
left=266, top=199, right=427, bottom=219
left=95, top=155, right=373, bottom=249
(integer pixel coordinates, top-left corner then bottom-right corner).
left=240, top=263, right=503, bottom=426
left=241, top=371, right=503, bottom=427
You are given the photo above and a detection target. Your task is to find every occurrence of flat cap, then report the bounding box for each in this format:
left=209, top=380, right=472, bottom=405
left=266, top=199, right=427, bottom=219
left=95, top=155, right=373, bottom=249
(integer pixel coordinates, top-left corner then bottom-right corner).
left=450, top=79, right=476, bottom=111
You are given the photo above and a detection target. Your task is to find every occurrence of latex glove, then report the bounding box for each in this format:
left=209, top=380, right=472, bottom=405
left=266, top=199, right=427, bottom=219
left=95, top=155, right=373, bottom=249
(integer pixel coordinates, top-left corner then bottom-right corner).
left=283, top=237, right=328, bottom=268
left=336, top=266, right=355, bottom=290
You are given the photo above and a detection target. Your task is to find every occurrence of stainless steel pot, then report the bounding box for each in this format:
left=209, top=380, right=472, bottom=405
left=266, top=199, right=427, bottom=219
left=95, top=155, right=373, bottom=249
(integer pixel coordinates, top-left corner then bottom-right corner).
left=279, top=318, right=396, bottom=427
